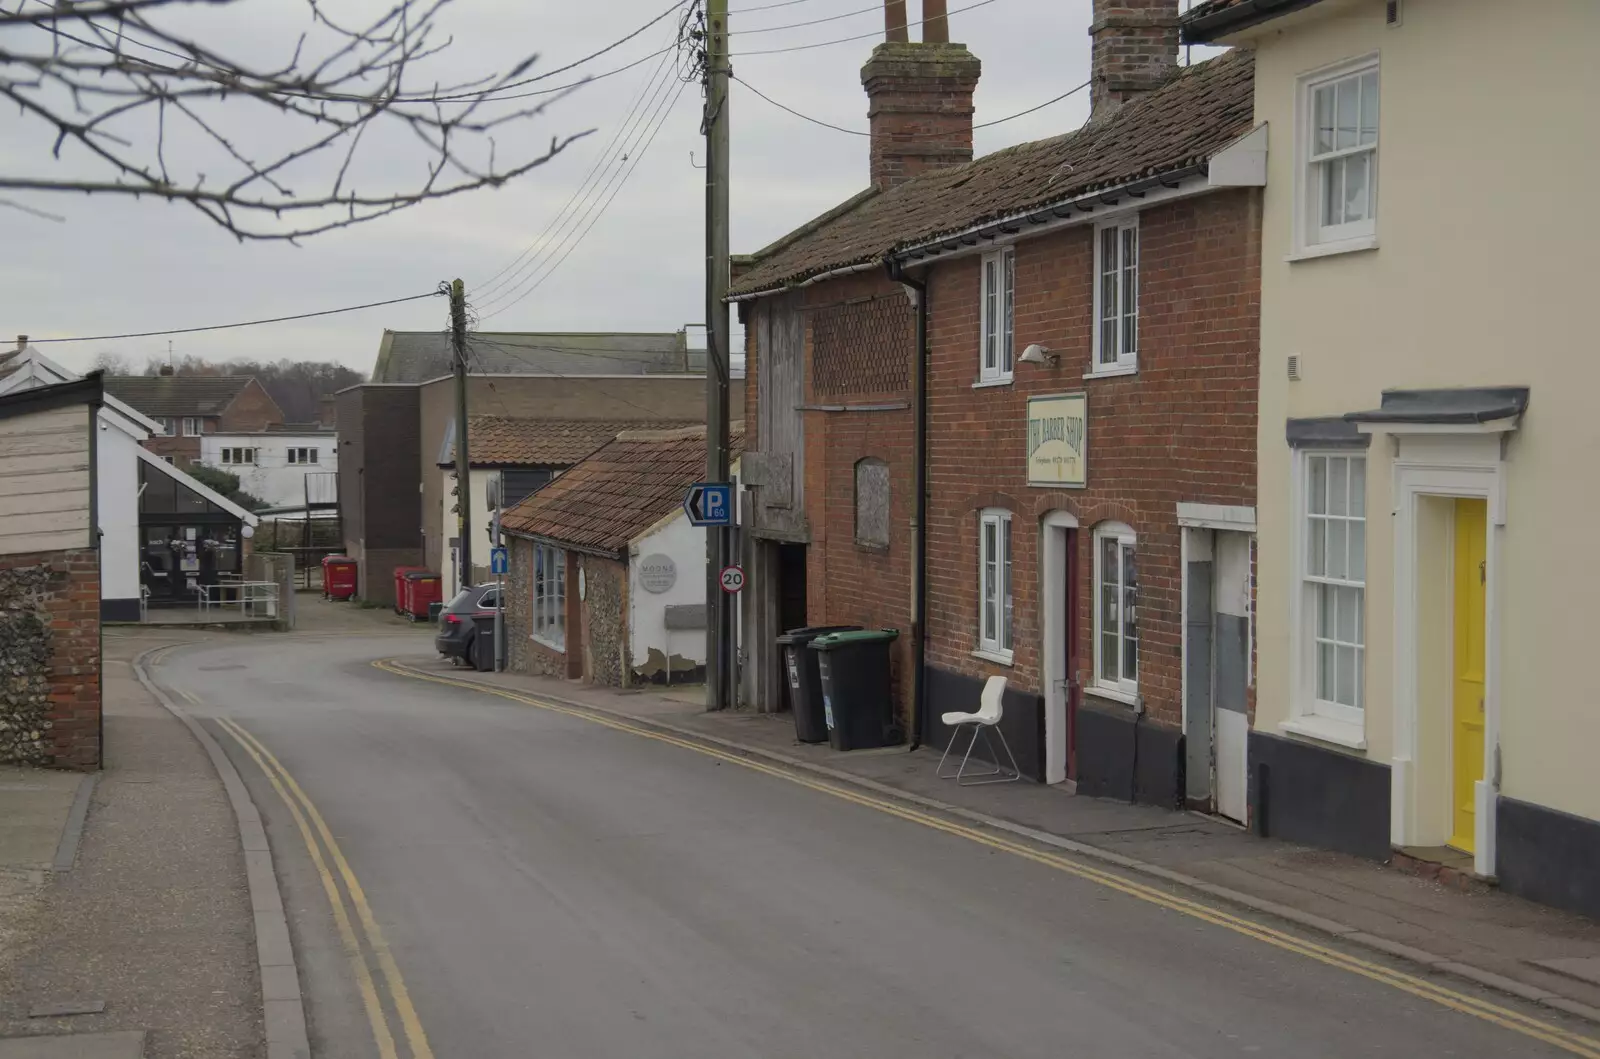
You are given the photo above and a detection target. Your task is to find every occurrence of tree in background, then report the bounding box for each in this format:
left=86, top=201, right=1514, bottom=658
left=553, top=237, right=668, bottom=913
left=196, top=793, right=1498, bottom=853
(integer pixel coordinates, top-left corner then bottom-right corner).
left=139, top=355, right=361, bottom=422
left=1, top=0, right=587, bottom=241
left=185, top=463, right=266, bottom=513
left=90, top=351, right=133, bottom=374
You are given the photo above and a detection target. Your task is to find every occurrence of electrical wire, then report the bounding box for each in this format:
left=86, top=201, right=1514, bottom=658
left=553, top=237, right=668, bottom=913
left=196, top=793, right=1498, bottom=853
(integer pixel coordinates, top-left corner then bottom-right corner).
left=475, top=55, right=684, bottom=313
left=735, top=74, right=1091, bottom=134
left=475, top=26, right=684, bottom=302
left=730, top=0, right=828, bottom=12
left=732, top=0, right=997, bottom=56
left=28, top=292, right=442, bottom=344
left=732, top=1, right=883, bottom=35
left=478, top=79, right=691, bottom=320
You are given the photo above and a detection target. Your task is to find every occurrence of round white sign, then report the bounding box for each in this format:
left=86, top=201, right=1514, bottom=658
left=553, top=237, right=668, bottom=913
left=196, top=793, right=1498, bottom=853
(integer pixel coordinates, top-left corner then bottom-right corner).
left=638, top=554, right=677, bottom=594
left=719, top=565, right=745, bottom=594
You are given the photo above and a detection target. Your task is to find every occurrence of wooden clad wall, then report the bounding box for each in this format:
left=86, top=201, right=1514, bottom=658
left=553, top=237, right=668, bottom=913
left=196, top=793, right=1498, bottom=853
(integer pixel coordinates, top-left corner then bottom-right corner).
left=0, top=404, right=92, bottom=556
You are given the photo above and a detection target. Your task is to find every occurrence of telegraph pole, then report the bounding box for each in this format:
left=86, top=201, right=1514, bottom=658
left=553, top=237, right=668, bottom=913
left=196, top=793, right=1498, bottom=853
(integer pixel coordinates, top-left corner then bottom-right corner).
left=449, top=278, right=473, bottom=588
left=704, top=0, right=732, bottom=711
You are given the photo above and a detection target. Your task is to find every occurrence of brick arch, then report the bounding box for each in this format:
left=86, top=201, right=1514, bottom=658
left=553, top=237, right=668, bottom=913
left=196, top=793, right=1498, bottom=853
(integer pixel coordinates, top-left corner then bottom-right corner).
left=958, top=490, right=1023, bottom=515
left=1076, top=500, right=1141, bottom=533
left=1030, top=494, right=1081, bottom=522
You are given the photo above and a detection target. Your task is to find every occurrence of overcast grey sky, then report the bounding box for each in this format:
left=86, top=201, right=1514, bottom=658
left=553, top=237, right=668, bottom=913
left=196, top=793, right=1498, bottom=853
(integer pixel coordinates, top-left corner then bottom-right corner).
left=3, top=0, right=1210, bottom=378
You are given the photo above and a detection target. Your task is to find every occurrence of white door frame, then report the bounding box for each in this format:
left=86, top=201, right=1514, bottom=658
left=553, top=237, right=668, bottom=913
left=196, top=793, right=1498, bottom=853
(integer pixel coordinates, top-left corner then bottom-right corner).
left=1385, top=431, right=1507, bottom=877
left=1041, top=510, right=1079, bottom=786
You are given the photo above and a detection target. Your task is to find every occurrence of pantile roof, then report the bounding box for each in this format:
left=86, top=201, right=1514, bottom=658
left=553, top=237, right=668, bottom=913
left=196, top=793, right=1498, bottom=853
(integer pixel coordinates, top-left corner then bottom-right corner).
left=445, top=416, right=695, bottom=468
left=729, top=49, right=1254, bottom=298
left=502, top=424, right=745, bottom=556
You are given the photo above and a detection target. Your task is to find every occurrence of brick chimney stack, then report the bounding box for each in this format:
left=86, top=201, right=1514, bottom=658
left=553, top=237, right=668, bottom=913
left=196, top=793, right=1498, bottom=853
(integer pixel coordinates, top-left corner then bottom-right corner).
left=1089, top=0, right=1180, bottom=122
left=860, top=0, right=981, bottom=191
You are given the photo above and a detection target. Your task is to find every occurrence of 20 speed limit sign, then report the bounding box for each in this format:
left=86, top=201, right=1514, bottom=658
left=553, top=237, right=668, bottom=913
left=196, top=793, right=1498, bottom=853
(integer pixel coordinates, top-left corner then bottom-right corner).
left=719, top=566, right=745, bottom=594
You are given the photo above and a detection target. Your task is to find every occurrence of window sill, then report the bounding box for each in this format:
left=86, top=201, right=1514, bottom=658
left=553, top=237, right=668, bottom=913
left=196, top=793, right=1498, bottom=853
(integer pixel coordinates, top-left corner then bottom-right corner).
left=1085, top=685, right=1139, bottom=708
left=529, top=635, right=566, bottom=654
left=971, top=648, right=1014, bottom=667
left=1280, top=714, right=1366, bottom=750
left=1083, top=364, right=1138, bottom=381
left=1285, top=235, right=1379, bottom=263
left=972, top=377, right=1014, bottom=390
left=854, top=540, right=889, bottom=554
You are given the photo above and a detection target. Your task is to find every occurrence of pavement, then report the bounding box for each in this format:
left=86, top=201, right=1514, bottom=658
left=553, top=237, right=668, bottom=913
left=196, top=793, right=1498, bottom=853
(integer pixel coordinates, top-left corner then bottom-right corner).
left=0, top=632, right=263, bottom=1058
left=129, top=603, right=1600, bottom=1057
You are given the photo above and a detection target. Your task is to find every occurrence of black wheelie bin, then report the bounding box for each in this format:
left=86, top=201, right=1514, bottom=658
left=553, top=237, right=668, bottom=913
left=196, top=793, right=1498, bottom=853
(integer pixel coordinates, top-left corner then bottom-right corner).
left=775, top=625, right=860, bottom=743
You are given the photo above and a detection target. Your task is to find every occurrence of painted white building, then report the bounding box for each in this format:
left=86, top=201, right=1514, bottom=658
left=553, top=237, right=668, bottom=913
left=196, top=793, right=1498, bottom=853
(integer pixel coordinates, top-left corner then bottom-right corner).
left=200, top=430, right=338, bottom=510
left=0, top=345, right=258, bottom=619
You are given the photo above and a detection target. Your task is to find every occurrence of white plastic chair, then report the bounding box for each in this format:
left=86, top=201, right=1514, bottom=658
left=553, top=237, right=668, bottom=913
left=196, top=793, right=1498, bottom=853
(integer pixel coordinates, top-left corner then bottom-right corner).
left=936, top=675, right=1021, bottom=785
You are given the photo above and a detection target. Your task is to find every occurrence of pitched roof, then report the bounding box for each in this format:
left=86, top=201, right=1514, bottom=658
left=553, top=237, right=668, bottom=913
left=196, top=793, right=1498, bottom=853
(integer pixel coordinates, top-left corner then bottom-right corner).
left=728, top=49, right=1255, bottom=298
left=370, top=330, right=701, bottom=384
left=444, top=415, right=696, bottom=468
left=1182, top=0, right=1327, bottom=42
left=103, top=375, right=255, bottom=417
left=502, top=425, right=745, bottom=556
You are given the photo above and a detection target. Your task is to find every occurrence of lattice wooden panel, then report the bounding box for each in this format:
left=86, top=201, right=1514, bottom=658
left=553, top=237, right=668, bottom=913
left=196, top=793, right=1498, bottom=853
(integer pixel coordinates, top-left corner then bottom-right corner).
left=811, top=295, right=912, bottom=397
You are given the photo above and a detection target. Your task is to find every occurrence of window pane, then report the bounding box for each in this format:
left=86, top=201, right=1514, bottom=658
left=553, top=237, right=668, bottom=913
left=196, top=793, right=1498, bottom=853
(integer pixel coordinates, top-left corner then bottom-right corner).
left=983, top=522, right=997, bottom=641
left=1001, top=519, right=1013, bottom=652
left=984, top=261, right=997, bottom=370
left=1327, top=519, right=1348, bottom=580
left=1344, top=152, right=1370, bottom=223
left=1359, top=72, right=1379, bottom=145
left=1121, top=228, right=1138, bottom=357
left=1355, top=646, right=1365, bottom=709
left=1318, top=637, right=1336, bottom=701
left=1349, top=520, right=1366, bottom=581
left=1100, top=536, right=1120, bottom=681
left=1308, top=516, right=1326, bottom=576
left=1328, top=457, right=1348, bottom=516
left=1002, top=254, right=1015, bottom=373
left=1121, top=543, right=1138, bottom=681
left=1337, top=584, right=1360, bottom=644
left=1336, top=645, right=1357, bottom=707
left=1308, top=456, right=1327, bottom=514
left=1314, top=84, right=1335, bottom=155
left=1318, top=581, right=1334, bottom=638
left=1335, top=76, right=1359, bottom=150
left=1322, top=159, right=1344, bottom=227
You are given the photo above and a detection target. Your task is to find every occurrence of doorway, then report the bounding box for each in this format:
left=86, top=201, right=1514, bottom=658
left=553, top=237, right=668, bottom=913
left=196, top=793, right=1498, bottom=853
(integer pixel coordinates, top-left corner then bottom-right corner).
left=777, top=543, right=807, bottom=633
left=1450, top=498, right=1488, bottom=853
left=1041, top=513, right=1080, bottom=786
left=1183, top=526, right=1252, bottom=823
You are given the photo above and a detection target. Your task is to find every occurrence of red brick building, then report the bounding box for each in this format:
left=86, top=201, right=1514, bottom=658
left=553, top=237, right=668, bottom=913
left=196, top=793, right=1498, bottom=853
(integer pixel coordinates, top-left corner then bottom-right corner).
left=106, top=373, right=284, bottom=467
left=733, top=1, right=1262, bottom=812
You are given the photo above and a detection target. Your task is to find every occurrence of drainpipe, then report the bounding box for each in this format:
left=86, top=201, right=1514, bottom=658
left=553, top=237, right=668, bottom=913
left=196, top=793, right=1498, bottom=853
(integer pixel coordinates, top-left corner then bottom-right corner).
left=886, top=255, right=928, bottom=751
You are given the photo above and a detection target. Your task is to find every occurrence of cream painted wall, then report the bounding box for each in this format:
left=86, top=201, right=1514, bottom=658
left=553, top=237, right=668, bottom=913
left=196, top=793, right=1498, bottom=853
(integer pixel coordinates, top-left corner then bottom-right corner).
left=1249, top=0, right=1600, bottom=821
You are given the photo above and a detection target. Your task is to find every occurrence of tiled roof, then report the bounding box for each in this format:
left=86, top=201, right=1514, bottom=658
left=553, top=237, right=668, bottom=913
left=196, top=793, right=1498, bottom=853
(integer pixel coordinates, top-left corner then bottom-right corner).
left=728, top=49, right=1255, bottom=298
left=453, top=416, right=694, bottom=467
left=370, top=331, right=699, bottom=384
left=502, top=425, right=745, bottom=555
left=103, top=375, right=254, bottom=416
left=1182, top=0, right=1327, bottom=42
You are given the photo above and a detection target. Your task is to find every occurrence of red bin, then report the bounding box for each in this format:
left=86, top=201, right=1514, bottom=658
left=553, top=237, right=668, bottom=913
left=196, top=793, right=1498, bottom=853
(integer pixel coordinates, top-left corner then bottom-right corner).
left=392, top=565, right=425, bottom=614
left=401, top=570, right=441, bottom=621
left=321, top=555, right=358, bottom=601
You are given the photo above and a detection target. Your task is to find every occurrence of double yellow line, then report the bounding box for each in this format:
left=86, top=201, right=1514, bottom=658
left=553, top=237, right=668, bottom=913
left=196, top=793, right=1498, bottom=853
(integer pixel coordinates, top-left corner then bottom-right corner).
left=213, top=713, right=435, bottom=1059
left=374, top=658, right=1600, bottom=1058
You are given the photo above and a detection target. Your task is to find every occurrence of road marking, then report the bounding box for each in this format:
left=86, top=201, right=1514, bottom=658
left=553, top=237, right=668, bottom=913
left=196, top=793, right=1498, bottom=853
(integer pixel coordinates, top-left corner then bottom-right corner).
left=220, top=719, right=436, bottom=1059
left=375, top=657, right=1600, bottom=1058
left=213, top=716, right=399, bottom=1059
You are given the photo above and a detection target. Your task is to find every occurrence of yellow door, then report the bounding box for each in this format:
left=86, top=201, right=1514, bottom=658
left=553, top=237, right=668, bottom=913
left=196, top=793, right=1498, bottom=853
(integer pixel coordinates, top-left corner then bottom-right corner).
left=1450, top=498, right=1487, bottom=854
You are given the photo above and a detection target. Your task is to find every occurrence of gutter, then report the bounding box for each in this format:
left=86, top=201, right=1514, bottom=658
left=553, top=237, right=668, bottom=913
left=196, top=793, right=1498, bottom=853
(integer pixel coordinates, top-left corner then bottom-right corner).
left=727, top=261, right=879, bottom=304
left=884, top=256, right=929, bottom=752
left=1181, top=0, right=1325, bottom=43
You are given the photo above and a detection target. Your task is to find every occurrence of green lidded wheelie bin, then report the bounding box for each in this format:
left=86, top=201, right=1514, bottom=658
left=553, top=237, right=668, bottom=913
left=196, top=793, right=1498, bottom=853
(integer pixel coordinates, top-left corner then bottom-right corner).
left=775, top=626, right=861, bottom=744
left=809, top=629, right=902, bottom=751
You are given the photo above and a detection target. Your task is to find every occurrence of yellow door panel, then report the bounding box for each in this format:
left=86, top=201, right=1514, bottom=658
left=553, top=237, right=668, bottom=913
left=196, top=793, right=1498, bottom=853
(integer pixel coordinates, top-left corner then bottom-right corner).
left=1450, top=498, right=1487, bottom=855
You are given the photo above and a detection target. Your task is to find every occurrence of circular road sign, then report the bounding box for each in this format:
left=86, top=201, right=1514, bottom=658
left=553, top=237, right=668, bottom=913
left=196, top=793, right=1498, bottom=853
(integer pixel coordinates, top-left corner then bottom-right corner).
left=719, top=566, right=745, bottom=594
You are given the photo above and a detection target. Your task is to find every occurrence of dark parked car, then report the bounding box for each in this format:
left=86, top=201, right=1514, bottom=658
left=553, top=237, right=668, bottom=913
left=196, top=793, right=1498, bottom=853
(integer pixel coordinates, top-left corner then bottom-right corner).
left=434, top=584, right=501, bottom=671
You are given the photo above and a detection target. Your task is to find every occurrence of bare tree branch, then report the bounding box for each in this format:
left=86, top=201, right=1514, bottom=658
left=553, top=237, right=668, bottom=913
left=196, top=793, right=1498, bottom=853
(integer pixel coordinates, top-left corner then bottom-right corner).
left=1, top=0, right=604, bottom=240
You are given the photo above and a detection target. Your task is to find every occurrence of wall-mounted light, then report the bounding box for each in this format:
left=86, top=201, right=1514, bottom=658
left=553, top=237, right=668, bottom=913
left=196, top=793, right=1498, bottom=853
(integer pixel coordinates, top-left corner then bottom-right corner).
left=1019, top=343, right=1059, bottom=367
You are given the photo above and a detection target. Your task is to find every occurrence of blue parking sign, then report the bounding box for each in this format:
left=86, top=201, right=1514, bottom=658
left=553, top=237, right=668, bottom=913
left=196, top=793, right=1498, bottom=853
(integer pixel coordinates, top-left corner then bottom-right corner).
left=683, top=482, right=734, bottom=527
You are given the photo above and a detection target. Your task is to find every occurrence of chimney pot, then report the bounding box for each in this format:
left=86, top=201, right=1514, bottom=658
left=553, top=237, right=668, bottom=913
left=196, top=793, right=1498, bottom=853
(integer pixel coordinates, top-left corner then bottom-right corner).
left=15, top=335, right=27, bottom=351
left=922, top=0, right=949, bottom=43
left=1089, top=0, right=1180, bottom=122
left=885, top=0, right=909, bottom=42
left=861, top=3, right=980, bottom=191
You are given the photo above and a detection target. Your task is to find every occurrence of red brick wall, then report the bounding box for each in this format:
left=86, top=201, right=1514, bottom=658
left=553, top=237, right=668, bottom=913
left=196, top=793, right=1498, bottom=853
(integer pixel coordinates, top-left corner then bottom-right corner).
left=0, top=548, right=101, bottom=770
left=797, top=272, right=917, bottom=718
left=924, top=189, right=1260, bottom=730
left=219, top=379, right=285, bottom=433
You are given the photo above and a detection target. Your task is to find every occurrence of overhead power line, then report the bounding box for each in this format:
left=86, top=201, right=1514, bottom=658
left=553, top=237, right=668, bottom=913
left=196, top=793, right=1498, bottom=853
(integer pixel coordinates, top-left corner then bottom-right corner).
left=734, top=75, right=1092, bottom=135
left=729, top=0, right=827, bottom=12
left=732, top=1, right=882, bottom=35
left=732, top=0, right=998, bottom=56
left=28, top=292, right=442, bottom=344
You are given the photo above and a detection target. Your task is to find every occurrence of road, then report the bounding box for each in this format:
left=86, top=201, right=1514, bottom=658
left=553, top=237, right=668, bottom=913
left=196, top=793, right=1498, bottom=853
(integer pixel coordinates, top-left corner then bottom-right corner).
left=151, top=631, right=1599, bottom=1059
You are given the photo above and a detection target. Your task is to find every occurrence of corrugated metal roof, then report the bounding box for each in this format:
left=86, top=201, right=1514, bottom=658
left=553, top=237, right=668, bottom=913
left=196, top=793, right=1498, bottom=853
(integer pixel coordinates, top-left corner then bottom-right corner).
left=370, top=330, right=701, bottom=384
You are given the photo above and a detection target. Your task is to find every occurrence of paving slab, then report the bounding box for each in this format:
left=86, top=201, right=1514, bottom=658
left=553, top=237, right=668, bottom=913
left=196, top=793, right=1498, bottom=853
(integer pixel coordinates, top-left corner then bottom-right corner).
left=0, top=770, right=87, bottom=872
left=0, top=1030, right=146, bottom=1058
